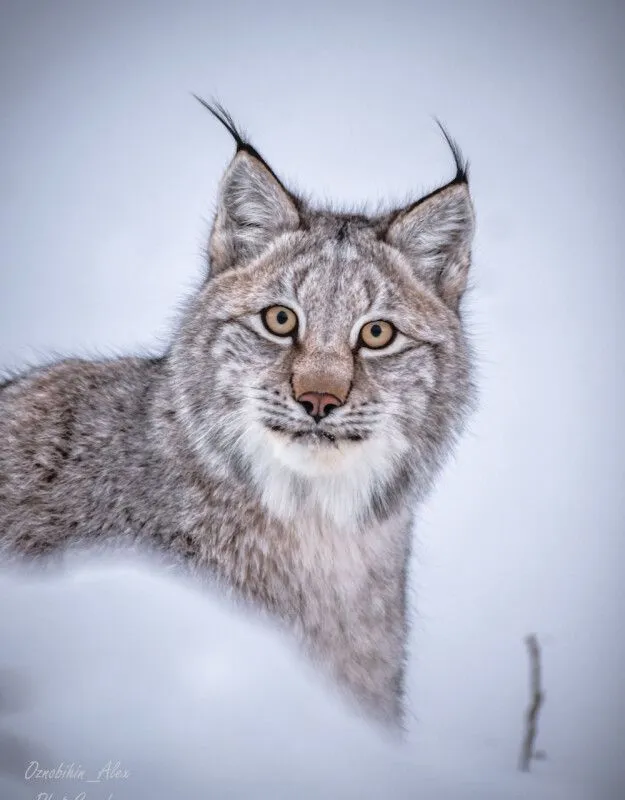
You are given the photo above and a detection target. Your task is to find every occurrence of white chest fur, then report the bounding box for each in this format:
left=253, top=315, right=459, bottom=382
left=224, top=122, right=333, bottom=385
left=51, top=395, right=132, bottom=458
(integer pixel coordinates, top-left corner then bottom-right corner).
left=242, top=419, right=409, bottom=530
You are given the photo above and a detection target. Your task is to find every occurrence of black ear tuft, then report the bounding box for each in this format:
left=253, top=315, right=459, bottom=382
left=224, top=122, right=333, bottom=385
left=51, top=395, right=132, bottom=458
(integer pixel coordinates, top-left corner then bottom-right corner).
left=433, top=119, right=470, bottom=185
left=393, top=122, right=470, bottom=219
left=192, top=95, right=248, bottom=150
left=192, top=95, right=287, bottom=189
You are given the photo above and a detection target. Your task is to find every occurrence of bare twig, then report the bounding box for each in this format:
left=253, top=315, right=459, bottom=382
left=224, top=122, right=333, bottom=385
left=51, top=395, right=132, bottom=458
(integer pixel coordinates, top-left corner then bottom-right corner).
left=518, top=633, right=545, bottom=771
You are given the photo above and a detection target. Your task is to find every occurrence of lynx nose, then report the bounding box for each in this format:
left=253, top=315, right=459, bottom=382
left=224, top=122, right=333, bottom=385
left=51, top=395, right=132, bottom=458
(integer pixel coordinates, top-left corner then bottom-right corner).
left=297, top=392, right=343, bottom=422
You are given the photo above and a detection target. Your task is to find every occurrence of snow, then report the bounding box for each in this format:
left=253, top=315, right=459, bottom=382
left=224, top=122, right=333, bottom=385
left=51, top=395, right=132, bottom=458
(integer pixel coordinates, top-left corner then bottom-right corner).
left=0, top=554, right=591, bottom=799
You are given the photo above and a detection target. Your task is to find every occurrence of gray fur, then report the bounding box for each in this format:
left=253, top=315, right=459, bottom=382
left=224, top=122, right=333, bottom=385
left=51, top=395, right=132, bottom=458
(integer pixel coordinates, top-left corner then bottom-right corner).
left=0, top=114, right=476, bottom=728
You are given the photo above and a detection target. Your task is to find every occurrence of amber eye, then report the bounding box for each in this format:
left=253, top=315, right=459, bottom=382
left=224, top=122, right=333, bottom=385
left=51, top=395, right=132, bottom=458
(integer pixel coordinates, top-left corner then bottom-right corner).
left=359, top=320, right=395, bottom=349
left=261, top=305, right=298, bottom=337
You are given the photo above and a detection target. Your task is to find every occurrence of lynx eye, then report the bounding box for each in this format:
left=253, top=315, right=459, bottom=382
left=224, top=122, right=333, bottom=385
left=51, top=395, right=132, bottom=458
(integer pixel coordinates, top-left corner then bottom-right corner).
left=261, top=305, right=298, bottom=337
left=359, top=320, right=395, bottom=349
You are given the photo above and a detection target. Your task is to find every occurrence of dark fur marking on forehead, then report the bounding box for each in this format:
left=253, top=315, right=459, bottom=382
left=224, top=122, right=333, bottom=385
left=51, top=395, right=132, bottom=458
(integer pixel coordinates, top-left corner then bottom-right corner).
left=292, top=262, right=314, bottom=306
left=337, top=220, right=349, bottom=243
left=193, top=95, right=303, bottom=212
left=362, top=275, right=376, bottom=308
left=335, top=212, right=371, bottom=226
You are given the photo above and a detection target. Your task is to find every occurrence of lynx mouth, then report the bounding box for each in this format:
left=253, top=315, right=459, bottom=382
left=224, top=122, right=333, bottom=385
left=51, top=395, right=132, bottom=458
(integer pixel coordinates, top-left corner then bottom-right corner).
left=265, top=424, right=366, bottom=445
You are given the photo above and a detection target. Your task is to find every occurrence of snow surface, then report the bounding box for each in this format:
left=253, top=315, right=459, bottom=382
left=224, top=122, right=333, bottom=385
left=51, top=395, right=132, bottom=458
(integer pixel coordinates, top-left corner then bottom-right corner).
left=0, top=553, right=590, bottom=800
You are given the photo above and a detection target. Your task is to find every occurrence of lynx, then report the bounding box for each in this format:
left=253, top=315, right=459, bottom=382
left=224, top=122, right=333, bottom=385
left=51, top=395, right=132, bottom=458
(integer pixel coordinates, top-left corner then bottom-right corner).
left=0, top=101, right=475, bottom=727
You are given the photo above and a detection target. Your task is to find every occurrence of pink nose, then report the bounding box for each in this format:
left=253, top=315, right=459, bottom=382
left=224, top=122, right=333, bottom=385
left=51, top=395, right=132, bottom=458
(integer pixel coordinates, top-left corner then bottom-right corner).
left=297, top=392, right=343, bottom=421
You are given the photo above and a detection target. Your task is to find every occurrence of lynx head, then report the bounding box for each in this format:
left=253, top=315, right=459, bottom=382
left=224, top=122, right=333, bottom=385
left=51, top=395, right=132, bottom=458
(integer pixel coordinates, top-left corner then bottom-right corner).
left=171, top=100, right=475, bottom=528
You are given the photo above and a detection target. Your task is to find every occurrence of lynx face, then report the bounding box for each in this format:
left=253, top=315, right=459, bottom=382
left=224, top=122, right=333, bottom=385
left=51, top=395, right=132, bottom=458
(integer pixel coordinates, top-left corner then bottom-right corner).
left=171, top=105, right=475, bottom=526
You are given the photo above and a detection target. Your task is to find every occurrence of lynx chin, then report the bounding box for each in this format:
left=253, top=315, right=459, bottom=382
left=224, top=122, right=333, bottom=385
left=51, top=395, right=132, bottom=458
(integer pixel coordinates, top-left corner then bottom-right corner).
left=0, top=100, right=476, bottom=728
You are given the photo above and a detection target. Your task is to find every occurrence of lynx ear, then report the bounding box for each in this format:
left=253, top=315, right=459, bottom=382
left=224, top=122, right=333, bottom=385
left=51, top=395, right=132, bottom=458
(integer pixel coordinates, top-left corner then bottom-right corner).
left=209, top=150, right=300, bottom=274
left=385, top=182, right=474, bottom=309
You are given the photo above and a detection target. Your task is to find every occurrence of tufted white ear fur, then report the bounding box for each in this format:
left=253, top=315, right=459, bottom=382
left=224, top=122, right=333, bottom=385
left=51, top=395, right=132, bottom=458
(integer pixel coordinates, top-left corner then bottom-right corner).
left=209, top=151, right=300, bottom=274
left=386, top=183, right=474, bottom=309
